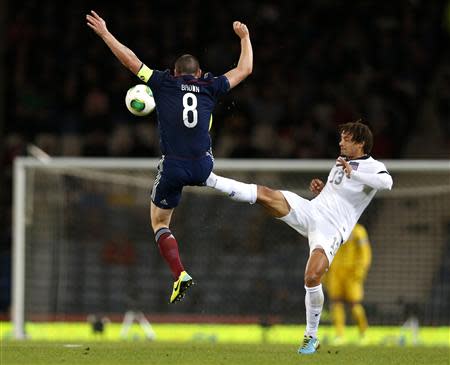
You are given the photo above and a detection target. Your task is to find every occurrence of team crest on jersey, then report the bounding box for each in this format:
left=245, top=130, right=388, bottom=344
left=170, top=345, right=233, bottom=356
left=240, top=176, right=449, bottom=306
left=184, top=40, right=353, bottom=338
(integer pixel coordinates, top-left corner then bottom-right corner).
left=349, top=161, right=359, bottom=170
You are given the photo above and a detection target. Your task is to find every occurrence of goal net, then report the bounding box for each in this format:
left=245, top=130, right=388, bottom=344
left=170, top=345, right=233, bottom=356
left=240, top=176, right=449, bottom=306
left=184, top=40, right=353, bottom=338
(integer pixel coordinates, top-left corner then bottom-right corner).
left=12, top=158, right=450, bottom=338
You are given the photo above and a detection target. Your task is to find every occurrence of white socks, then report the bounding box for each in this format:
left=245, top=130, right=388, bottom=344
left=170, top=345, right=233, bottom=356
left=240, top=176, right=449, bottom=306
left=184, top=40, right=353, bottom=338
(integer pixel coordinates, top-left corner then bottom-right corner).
left=304, top=284, right=324, bottom=338
left=206, top=172, right=257, bottom=204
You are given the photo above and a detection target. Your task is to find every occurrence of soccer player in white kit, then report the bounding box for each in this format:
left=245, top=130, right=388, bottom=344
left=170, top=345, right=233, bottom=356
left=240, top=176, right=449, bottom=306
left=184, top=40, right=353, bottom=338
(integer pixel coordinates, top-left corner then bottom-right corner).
left=206, top=121, right=393, bottom=354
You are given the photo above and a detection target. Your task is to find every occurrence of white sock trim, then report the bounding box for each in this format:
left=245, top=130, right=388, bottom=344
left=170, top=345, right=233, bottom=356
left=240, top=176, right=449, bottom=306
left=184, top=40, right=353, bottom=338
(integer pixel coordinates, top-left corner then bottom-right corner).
left=305, top=284, right=323, bottom=292
left=248, top=183, right=257, bottom=204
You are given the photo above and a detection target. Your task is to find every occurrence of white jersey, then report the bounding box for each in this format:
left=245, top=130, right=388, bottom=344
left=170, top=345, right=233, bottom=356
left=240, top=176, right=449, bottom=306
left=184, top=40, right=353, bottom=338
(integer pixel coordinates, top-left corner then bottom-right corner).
left=311, top=156, right=391, bottom=242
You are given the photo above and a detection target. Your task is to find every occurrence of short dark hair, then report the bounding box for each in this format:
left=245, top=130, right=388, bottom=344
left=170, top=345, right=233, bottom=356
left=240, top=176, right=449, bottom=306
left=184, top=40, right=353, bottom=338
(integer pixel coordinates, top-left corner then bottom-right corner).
left=338, top=120, right=373, bottom=154
left=175, top=54, right=200, bottom=75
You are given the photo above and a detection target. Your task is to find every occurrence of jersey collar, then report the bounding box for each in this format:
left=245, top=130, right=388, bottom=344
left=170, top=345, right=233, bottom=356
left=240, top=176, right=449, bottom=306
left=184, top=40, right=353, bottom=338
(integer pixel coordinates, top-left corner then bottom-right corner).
left=346, top=155, right=370, bottom=161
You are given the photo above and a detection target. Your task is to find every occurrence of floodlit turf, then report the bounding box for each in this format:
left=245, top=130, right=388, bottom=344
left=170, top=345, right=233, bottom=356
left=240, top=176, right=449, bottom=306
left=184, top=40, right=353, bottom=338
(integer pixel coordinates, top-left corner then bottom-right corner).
left=2, top=322, right=449, bottom=346
left=2, top=341, right=449, bottom=365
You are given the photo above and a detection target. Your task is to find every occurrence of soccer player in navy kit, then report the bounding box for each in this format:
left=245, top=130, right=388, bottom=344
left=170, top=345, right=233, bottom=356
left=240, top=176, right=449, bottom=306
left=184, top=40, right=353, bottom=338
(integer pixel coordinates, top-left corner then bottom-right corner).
left=86, top=10, right=253, bottom=303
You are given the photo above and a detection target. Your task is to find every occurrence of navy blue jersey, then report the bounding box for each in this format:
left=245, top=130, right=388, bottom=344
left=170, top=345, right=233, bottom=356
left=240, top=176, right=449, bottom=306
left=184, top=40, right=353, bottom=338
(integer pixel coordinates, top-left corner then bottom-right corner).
left=147, top=70, right=230, bottom=158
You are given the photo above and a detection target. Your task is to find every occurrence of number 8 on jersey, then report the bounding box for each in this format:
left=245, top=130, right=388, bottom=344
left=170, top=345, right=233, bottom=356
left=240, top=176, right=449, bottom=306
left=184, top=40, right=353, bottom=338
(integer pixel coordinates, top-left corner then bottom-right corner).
left=183, top=93, right=198, bottom=128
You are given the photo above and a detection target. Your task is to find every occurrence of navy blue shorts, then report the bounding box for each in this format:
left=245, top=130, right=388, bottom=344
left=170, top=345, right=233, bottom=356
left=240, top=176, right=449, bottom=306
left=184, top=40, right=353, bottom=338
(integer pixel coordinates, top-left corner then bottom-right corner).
left=151, top=154, right=214, bottom=209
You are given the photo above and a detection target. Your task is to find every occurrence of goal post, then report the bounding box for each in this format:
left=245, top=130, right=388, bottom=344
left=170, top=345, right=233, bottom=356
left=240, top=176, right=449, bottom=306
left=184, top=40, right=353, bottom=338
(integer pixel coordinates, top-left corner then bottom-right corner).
left=12, top=158, right=26, bottom=339
left=11, top=158, right=450, bottom=339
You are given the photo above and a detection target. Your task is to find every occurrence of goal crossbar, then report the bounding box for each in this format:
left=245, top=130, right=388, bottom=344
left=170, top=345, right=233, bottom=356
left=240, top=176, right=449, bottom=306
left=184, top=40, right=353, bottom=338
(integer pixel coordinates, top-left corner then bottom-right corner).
left=11, top=157, right=450, bottom=339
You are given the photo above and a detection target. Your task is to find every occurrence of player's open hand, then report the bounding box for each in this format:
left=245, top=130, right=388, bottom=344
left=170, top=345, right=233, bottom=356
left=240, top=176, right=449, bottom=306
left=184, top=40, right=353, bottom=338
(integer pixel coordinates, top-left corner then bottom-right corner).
left=233, top=21, right=250, bottom=39
left=86, top=10, right=109, bottom=38
left=310, top=178, right=325, bottom=195
left=336, top=157, right=352, bottom=177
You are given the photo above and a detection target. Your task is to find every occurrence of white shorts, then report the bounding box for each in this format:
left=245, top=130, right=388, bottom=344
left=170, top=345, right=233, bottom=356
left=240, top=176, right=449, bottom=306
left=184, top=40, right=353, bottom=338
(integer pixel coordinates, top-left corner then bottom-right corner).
left=278, top=190, right=343, bottom=265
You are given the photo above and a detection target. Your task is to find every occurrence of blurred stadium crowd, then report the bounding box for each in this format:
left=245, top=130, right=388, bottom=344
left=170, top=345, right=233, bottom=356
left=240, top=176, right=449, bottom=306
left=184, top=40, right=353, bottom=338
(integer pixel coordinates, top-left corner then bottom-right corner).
left=1, top=0, right=450, bottom=312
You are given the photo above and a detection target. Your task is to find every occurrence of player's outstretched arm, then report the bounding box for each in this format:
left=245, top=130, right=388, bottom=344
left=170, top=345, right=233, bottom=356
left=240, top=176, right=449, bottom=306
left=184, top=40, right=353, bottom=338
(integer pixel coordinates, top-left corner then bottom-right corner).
left=336, top=157, right=393, bottom=191
left=224, top=21, right=253, bottom=89
left=86, top=10, right=143, bottom=75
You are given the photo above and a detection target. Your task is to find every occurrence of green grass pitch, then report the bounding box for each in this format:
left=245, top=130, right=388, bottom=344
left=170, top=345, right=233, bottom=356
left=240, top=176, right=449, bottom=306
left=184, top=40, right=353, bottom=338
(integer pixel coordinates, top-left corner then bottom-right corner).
left=1, top=322, right=449, bottom=364
left=2, top=341, right=450, bottom=365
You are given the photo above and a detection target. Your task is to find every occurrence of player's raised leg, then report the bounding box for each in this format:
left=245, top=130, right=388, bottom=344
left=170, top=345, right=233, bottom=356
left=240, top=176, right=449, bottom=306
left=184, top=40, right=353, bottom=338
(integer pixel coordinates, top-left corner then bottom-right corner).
left=206, top=172, right=291, bottom=217
left=150, top=202, right=193, bottom=303
left=299, top=248, right=328, bottom=354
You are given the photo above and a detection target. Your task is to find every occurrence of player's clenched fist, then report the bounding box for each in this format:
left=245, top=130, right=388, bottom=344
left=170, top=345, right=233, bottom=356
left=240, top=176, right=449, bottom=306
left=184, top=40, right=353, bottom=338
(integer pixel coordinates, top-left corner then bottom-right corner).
left=233, top=21, right=250, bottom=39
left=309, top=178, right=324, bottom=195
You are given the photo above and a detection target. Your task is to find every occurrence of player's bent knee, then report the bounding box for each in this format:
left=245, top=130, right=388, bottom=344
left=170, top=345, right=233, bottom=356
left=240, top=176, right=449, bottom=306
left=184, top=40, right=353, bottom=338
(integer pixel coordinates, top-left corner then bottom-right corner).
left=304, top=272, right=322, bottom=287
left=256, top=186, right=290, bottom=217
